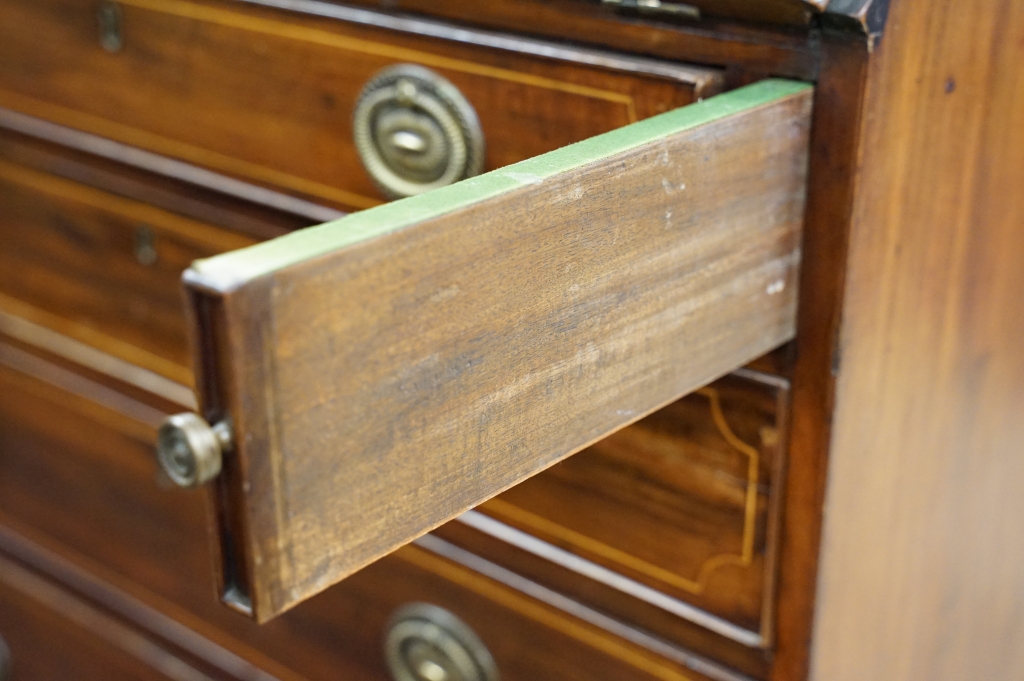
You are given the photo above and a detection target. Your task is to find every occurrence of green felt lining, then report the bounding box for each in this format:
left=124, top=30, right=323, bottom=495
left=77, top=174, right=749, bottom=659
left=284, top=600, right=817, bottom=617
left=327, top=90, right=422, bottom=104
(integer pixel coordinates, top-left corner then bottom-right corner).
left=187, top=79, right=811, bottom=292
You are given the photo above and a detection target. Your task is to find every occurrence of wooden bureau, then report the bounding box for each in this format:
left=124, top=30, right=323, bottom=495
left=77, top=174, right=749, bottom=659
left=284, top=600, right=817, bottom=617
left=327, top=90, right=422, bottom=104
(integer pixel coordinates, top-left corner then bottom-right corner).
left=1, top=2, right=1022, bottom=681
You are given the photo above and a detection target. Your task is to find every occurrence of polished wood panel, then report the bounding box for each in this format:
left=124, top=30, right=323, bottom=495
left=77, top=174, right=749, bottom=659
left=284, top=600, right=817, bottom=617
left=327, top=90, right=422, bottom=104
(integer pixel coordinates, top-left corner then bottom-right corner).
left=184, top=83, right=812, bottom=620
left=249, top=0, right=818, bottom=80
left=0, top=119, right=340, bottom=232
left=768, top=33, right=871, bottom=681
left=0, top=554, right=220, bottom=681
left=337, top=0, right=823, bottom=31
left=0, top=158, right=254, bottom=378
left=0, top=343, right=743, bottom=681
left=448, top=370, right=789, bottom=645
left=0, top=0, right=719, bottom=209
left=809, top=0, right=1024, bottom=679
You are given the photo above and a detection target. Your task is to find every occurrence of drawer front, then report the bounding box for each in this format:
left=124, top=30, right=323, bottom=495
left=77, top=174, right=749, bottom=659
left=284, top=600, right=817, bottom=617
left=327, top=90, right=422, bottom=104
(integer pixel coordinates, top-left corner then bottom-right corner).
left=342, top=0, right=825, bottom=29
left=0, top=554, right=214, bottom=681
left=0, top=339, right=742, bottom=681
left=438, top=369, right=788, bottom=650
left=0, top=0, right=720, bottom=209
left=174, top=79, right=812, bottom=621
left=0, top=157, right=254, bottom=378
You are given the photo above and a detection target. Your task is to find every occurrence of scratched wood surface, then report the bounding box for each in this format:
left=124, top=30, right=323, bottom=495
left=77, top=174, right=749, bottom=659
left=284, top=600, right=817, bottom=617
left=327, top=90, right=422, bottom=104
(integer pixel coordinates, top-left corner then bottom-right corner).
left=181, top=80, right=813, bottom=620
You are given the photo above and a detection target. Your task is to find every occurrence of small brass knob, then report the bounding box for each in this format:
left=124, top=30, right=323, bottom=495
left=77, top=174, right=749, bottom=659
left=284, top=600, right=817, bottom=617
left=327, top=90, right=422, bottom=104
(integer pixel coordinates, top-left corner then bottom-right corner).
left=354, top=65, right=485, bottom=199
left=156, top=413, right=231, bottom=488
left=384, top=603, right=498, bottom=681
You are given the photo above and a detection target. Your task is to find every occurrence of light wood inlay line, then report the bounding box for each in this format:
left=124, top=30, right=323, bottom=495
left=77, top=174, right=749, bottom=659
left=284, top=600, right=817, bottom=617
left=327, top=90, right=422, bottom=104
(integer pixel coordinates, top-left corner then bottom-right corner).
left=0, top=310, right=196, bottom=409
left=482, top=386, right=762, bottom=595
left=0, top=0, right=645, bottom=210
left=0, top=343, right=162, bottom=442
left=0, top=159, right=255, bottom=252
left=119, top=0, right=640, bottom=120
left=0, top=293, right=193, bottom=386
left=0, top=89, right=382, bottom=211
left=456, top=510, right=765, bottom=648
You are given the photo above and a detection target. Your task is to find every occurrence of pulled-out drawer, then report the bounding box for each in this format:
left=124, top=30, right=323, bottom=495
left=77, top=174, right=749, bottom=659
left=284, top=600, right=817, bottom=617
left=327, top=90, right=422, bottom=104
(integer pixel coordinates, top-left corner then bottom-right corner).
left=0, top=335, right=750, bottom=681
left=166, top=79, right=812, bottom=623
left=0, top=0, right=720, bottom=209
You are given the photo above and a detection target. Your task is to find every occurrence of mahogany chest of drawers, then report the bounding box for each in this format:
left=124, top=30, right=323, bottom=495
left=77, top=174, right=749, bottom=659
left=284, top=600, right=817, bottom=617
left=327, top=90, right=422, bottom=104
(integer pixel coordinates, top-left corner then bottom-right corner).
left=2, top=2, right=1021, bottom=681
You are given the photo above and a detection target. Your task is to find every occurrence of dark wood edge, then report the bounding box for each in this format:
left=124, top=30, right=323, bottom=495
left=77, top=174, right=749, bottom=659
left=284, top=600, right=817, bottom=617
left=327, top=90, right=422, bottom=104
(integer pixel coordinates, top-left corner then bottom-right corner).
left=232, top=0, right=722, bottom=91
left=184, top=288, right=258, bottom=617
left=769, top=33, right=870, bottom=681
left=730, top=367, right=793, bottom=651
left=237, top=0, right=818, bottom=80
left=186, top=279, right=291, bottom=621
left=823, top=0, right=893, bottom=45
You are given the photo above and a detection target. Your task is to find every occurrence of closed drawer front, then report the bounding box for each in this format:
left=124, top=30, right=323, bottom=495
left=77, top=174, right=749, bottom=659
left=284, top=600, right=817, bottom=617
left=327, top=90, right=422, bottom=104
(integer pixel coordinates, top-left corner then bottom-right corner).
left=341, top=0, right=826, bottom=30
left=0, top=553, right=219, bottom=681
left=0, top=0, right=720, bottom=209
left=0, top=154, right=255, bottom=378
left=0, top=337, right=749, bottom=681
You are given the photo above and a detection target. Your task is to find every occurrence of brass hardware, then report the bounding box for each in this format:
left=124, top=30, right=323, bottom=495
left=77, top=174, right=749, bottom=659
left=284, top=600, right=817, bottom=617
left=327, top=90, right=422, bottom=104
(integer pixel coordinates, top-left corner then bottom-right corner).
left=354, top=65, right=485, bottom=199
left=98, top=1, right=123, bottom=53
left=384, top=603, right=498, bottom=681
left=0, top=632, right=9, bottom=681
left=133, top=225, right=157, bottom=265
left=156, top=413, right=231, bottom=488
left=601, top=0, right=701, bottom=20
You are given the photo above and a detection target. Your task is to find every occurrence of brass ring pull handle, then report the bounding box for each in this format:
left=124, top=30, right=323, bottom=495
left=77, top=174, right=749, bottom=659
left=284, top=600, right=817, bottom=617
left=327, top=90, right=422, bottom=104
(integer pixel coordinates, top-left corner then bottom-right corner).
left=156, top=413, right=232, bottom=488
left=384, top=603, right=498, bottom=681
left=354, top=65, right=485, bottom=199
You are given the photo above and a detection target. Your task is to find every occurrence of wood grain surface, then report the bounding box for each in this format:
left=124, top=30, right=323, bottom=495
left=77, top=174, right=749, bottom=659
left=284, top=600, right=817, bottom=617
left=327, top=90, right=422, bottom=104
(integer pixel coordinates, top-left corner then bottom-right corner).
left=291, top=0, right=819, bottom=80
left=334, top=0, right=826, bottom=30
left=0, top=157, right=255, bottom=375
left=0, top=0, right=718, bottom=210
left=185, top=81, right=814, bottom=620
left=470, top=370, right=789, bottom=642
left=0, top=344, right=742, bottom=681
left=808, top=0, right=1024, bottom=680
left=768, top=33, right=871, bottom=681
left=430, top=368, right=790, bottom=678
left=0, top=555, right=220, bottom=681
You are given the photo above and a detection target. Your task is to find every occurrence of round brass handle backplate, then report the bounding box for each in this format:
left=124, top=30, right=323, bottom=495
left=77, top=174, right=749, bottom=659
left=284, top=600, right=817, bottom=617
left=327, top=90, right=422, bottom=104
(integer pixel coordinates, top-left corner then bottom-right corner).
left=354, top=65, right=485, bottom=199
left=384, top=603, right=498, bottom=681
